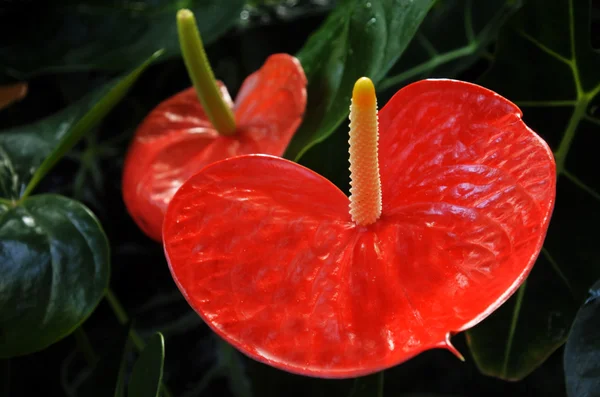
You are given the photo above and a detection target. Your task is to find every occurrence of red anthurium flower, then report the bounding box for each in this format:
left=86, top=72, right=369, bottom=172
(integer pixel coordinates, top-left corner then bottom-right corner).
left=123, top=10, right=307, bottom=241
left=163, top=78, right=556, bottom=378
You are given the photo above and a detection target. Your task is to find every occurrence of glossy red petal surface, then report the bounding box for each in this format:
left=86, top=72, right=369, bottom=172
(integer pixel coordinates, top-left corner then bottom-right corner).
left=163, top=80, right=556, bottom=378
left=122, top=54, right=306, bottom=241
left=378, top=79, right=556, bottom=326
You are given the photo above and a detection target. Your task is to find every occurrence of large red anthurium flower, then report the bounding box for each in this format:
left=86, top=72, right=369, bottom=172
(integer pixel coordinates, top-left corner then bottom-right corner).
left=122, top=9, right=307, bottom=241
left=163, top=78, right=556, bottom=378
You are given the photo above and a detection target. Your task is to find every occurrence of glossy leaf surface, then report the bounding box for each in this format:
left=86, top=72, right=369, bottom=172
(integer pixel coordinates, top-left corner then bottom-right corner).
left=285, top=0, right=435, bottom=160
left=122, top=54, right=306, bottom=241
left=465, top=0, right=600, bottom=380
left=0, top=52, right=156, bottom=359
left=128, top=333, right=165, bottom=397
left=297, top=0, right=522, bottom=194
left=0, top=0, right=243, bottom=81
left=0, top=51, right=161, bottom=200
left=163, top=80, right=556, bottom=377
left=564, top=279, right=600, bottom=397
left=0, top=195, right=110, bottom=358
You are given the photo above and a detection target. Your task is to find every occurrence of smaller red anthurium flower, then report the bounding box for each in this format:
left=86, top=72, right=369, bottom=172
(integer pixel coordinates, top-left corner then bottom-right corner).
left=123, top=9, right=307, bottom=241
left=163, top=77, right=556, bottom=378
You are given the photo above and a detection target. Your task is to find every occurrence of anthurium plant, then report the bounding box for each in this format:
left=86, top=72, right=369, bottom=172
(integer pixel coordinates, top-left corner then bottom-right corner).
left=1, top=1, right=599, bottom=396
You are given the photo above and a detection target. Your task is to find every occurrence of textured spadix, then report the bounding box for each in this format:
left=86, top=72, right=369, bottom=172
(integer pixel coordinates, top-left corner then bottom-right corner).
left=163, top=79, right=556, bottom=378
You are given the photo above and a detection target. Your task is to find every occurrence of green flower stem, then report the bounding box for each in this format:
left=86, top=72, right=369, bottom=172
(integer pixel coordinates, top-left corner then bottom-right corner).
left=177, top=8, right=236, bottom=136
left=105, top=288, right=173, bottom=397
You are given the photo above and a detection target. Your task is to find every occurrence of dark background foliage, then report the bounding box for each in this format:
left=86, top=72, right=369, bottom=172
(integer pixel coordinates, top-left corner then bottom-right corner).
left=1, top=0, right=599, bottom=396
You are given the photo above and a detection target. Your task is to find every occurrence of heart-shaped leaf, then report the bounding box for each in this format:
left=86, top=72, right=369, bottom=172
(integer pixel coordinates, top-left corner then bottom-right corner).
left=0, top=52, right=159, bottom=358
left=163, top=80, right=555, bottom=377
left=564, top=279, right=600, bottom=397
left=128, top=333, right=165, bottom=397
left=285, top=0, right=435, bottom=160
left=0, top=0, right=243, bottom=81
left=0, top=50, right=162, bottom=201
left=379, top=0, right=522, bottom=91
left=465, top=0, right=600, bottom=380
left=0, top=194, right=109, bottom=358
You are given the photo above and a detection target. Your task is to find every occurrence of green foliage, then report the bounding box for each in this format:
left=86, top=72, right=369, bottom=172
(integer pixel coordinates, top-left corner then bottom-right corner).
left=128, top=333, right=165, bottom=397
left=74, top=324, right=131, bottom=397
left=0, top=53, right=159, bottom=358
left=2, top=0, right=598, bottom=395
left=0, top=194, right=109, bottom=358
left=285, top=0, right=436, bottom=160
left=299, top=0, right=522, bottom=191
left=564, top=279, right=600, bottom=397
left=466, top=0, right=600, bottom=381
left=379, top=0, right=522, bottom=90
left=0, top=0, right=243, bottom=81
left=0, top=51, right=162, bottom=200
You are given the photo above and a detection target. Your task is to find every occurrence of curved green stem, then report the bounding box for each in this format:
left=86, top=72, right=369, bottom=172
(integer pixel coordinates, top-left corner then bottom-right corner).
left=73, top=327, right=98, bottom=365
left=177, top=8, right=236, bottom=135
left=105, top=288, right=173, bottom=397
left=0, top=197, right=15, bottom=207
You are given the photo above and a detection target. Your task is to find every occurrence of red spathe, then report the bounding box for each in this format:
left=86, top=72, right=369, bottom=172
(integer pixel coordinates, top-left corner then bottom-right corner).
left=163, top=79, right=556, bottom=377
left=122, top=54, right=307, bottom=241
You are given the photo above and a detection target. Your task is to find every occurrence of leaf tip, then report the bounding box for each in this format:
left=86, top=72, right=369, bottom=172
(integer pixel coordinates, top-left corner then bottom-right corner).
left=152, top=49, right=166, bottom=60
left=439, top=334, right=465, bottom=362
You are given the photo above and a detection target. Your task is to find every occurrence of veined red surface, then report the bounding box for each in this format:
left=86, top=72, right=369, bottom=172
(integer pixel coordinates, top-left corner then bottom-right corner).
left=163, top=79, right=556, bottom=378
left=122, top=54, right=307, bottom=241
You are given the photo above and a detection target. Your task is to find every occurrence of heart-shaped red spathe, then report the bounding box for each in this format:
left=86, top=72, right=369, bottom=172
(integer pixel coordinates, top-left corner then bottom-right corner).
left=122, top=54, right=307, bottom=241
left=163, top=79, right=556, bottom=378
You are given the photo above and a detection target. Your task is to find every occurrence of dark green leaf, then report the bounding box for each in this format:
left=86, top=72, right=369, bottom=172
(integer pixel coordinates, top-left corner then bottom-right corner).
left=0, top=194, right=110, bottom=358
left=348, top=372, right=383, bottom=397
left=564, top=279, right=600, bottom=397
left=114, top=328, right=131, bottom=397
left=466, top=0, right=600, bottom=380
left=298, top=0, right=522, bottom=191
left=128, top=333, right=165, bottom=397
left=0, top=50, right=162, bottom=201
left=379, top=0, right=522, bottom=91
left=285, top=0, right=435, bottom=161
left=0, top=0, right=244, bottom=81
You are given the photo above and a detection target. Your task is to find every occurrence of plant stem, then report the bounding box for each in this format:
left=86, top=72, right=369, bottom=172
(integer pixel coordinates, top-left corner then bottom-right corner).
left=177, top=8, right=236, bottom=135
left=105, top=288, right=173, bottom=397
left=105, top=288, right=145, bottom=352
left=73, top=327, right=98, bottom=365
left=0, top=197, right=15, bottom=207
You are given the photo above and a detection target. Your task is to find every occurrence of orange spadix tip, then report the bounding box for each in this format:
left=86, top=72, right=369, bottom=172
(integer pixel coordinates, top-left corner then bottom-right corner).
left=352, top=77, right=376, bottom=108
